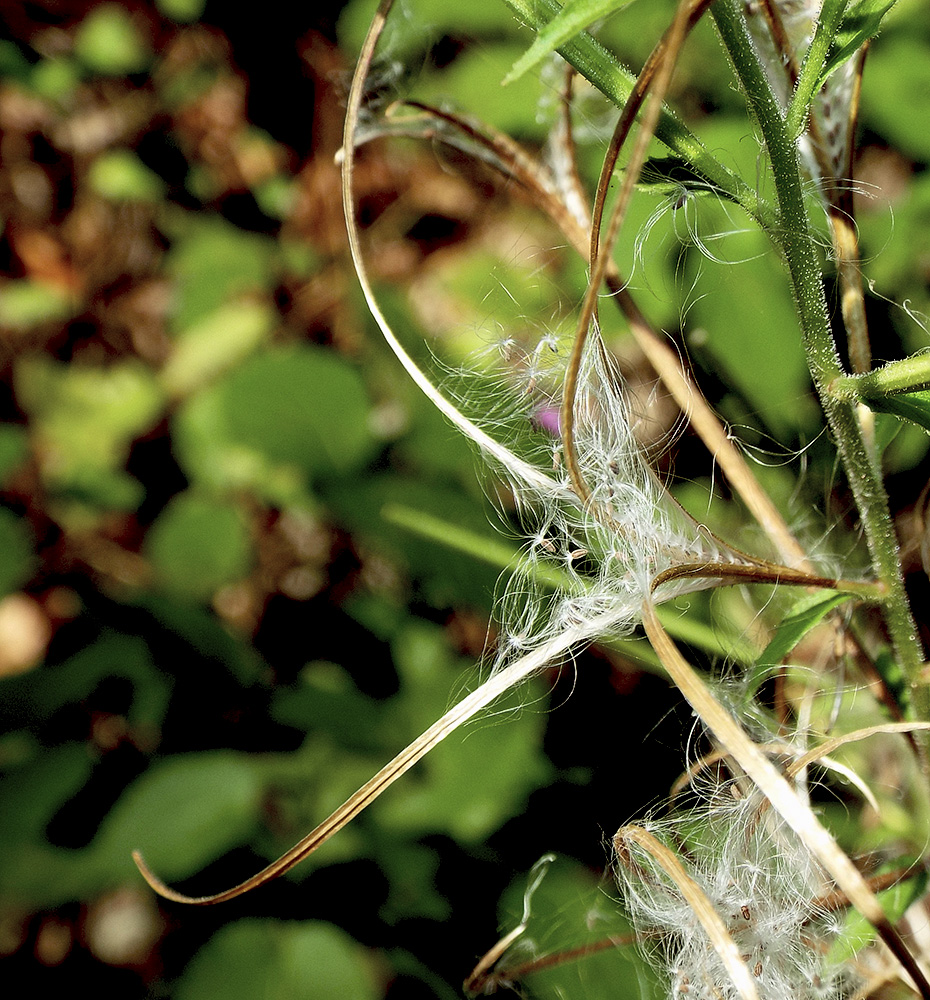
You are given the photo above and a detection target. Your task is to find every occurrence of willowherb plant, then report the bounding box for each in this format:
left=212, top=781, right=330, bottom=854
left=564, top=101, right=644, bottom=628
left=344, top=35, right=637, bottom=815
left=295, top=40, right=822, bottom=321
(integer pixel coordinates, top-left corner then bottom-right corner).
left=134, top=1, right=930, bottom=997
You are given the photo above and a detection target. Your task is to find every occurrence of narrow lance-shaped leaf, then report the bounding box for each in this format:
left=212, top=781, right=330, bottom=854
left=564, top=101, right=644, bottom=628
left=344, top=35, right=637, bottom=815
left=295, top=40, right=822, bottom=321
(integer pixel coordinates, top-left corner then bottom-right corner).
left=503, top=0, right=637, bottom=84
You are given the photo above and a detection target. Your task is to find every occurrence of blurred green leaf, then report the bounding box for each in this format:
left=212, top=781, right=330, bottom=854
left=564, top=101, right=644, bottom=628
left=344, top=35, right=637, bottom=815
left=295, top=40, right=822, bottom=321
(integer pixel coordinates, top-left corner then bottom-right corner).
left=860, top=36, right=930, bottom=161
left=373, top=622, right=551, bottom=842
left=175, top=920, right=380, bottom=1000
left=74, top=4, right=151, bottom=76
left=93, top=752, right=261, bottom=884
left=0, top=745, right=93, bottom=853
left=146, top=492, right=252, bottom=600
left=160, top=300, right=274, bottom=398
left=15, top=355, right=164, bottom=507
left=328, top=474, right=501, bottom=609
left=0, top=746, right=97, bottom=907
left=0, top=280, right=76, bottom=329
left=30, top=57, right=82, bottom=103
left=156, top=0, right=207, bottom=24
left=271, top=661, right=392, bottom=753
left=0, top=40, right=32, bottom=81
left=173, top=383, right=297, bottom=499
left=416, top=42, right=545, bottom=136
left=89, top=149, right=166, bottom=202
left=219, top=344, right=374, bottom=479
left=0, top=426, right=28, bottom=486
left=0, top=509, right=34, bottom=597
left=166, top=218, right=277, bottom=330
left=12, top=629, right=170, bottom=733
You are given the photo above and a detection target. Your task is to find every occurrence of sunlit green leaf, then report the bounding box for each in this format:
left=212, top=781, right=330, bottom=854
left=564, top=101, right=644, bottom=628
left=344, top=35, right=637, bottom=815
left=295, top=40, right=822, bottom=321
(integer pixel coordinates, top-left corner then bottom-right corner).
left=14, top=356, right=164, bottom=508
left=89, top=149, right=166, bottom=202
left=74, top=4, right=151, bottom=76
left=747, top=592, right=854, bottom=696
left=160, top=300, right=274, bottom=398
left=0, top=281, right=76, bottom=329
left=166, top=218, right=277, bottom=329
left=156, top=0, right=206, bottom=23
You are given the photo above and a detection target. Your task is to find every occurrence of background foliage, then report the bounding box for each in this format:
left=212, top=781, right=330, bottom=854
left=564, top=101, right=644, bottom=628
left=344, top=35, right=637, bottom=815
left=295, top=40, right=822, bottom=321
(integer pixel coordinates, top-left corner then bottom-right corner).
left=1, top=0, right=929, bottom=997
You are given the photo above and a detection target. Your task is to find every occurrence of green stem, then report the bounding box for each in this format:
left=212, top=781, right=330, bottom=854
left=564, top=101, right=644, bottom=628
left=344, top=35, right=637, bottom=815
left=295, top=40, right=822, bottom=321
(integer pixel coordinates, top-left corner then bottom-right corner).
left=499, top=0, right=775, bottom=229
left=785, top=0, right=850, bottom=138
left=712, top=1, right=926, bottom=718
left=833, top=353, right=930, bottom=399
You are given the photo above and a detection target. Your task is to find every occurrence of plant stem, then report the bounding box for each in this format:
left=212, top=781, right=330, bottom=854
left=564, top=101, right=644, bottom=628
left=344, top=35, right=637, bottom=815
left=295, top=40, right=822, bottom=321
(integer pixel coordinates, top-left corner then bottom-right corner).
left=711, top=1, right=927, bottom=718
left=833, top=353, right=930, bottom=399
left=498, top=0, right=775, bottom=229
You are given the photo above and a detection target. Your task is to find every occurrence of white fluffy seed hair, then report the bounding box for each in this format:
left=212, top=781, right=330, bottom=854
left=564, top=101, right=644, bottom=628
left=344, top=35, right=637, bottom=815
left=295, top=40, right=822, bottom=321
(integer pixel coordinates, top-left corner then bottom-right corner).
left=489, top=327, right=740, bottom=674
left=614, top=774, right=858, bottom=1000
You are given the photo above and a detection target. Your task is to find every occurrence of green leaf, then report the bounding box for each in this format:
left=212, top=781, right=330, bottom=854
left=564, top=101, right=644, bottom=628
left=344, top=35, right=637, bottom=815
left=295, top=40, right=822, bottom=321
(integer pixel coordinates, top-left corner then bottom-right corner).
left=89, top=149, right=166, bottom=202
left=859, top=35, right=930, bottom=161
left=372, top=623, right=551, bottom=842
left=495, top=857, right=655, bottom=1000
left=166, top=218, right=276, bottom=330
left=15, top=630, right=170, bottom=732
left=0, top=426, right=28, bottom=486
left=747, top=592, right=855, bottom=696
left=0, top=280, right=76, bottom=329
left=863, top=388, right=930, bottom=434
left=30, top=58, right=82, bottom=103
left=220, top=345, right=374, bottom=479
left=74, top=4, right=151, bottom=76
left=830, top=862, right=926, bottom=964
left=0, top=746, right=97, bottom=907
left=0, top=509, right=35, bottom=597
left=0, top=746, right=93, bottom=853
left=687, top=226, right=816, bottom=436
left=503, top=0, right=636, bottom=85
left=820, top=0, right=897, bottom=85
left=156, top=0, right=206, bottom=23
left=13, top=354, right=163, bottom=513
left=417, top=42, right=545, bottom=136
left=146, top=493, right=252, bottom=600
left=92, top=752, right=261, bottom=884
left=160, top=300, right=274, bottom=398
left=175, top=920, right=379, bottom=1000
left=499, top=0, right=768, bottom=225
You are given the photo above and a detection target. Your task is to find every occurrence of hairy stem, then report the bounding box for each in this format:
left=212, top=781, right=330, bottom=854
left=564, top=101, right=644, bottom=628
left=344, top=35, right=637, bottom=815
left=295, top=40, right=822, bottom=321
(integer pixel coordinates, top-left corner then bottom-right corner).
left=711, top=0, right=926, bottom=720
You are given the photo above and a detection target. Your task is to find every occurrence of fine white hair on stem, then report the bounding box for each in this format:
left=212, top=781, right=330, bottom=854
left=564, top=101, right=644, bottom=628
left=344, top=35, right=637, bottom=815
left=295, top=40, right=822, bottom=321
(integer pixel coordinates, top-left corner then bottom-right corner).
left=614, top=782, right=854, bottom=1000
